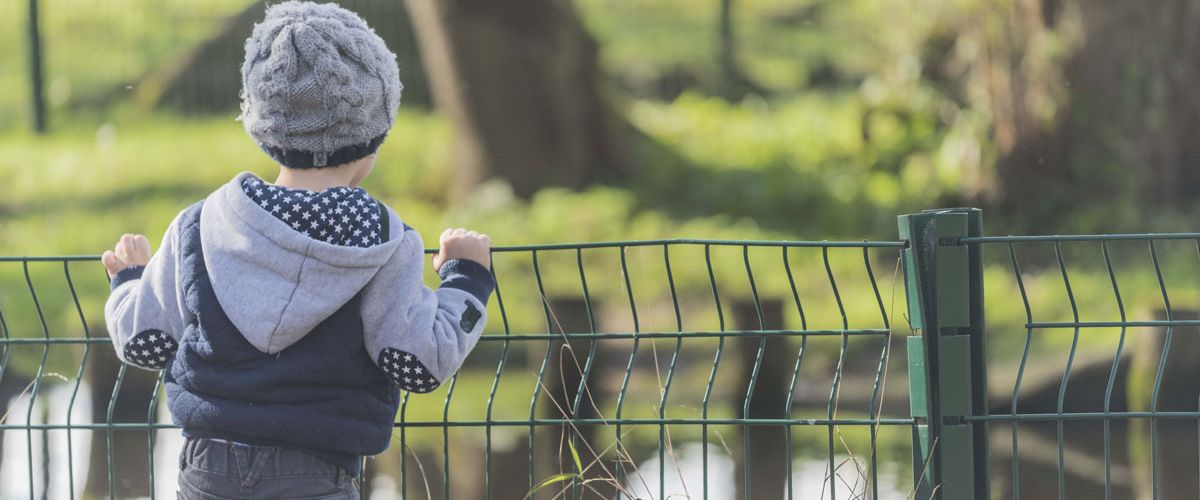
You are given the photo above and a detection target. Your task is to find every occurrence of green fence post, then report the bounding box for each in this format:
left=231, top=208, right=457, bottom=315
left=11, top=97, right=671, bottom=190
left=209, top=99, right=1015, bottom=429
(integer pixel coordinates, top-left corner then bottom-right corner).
left=27, top=0, right=47, bottom=133
left=899, top=208, right=989, bottom=499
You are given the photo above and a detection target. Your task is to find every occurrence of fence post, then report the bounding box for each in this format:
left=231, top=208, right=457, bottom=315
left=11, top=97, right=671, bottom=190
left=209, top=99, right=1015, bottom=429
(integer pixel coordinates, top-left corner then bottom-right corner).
left=898, top=208, right=989, bottom=499
left=27, top=0, right=47, bottom=133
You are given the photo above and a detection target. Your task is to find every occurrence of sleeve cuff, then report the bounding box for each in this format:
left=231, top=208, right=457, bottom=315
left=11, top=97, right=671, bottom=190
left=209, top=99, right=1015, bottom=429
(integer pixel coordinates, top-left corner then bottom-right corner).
left=110, top=266, right=146, bottom=290
left=437, top=259, right=495, bottom=304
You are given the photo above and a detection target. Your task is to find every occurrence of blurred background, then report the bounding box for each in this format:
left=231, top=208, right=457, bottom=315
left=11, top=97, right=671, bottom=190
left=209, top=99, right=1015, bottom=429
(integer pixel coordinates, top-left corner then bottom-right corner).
left=2, top=0, right=1199, bottom=255
left=2, top=0, right=1200, bottom=499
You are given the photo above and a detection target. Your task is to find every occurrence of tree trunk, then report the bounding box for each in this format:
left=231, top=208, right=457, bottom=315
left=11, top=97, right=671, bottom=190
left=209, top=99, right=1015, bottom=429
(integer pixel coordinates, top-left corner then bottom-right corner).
left=1128, top=310, right=1200, bottom=500
left=716, top=0, right=762, bottom=100
left=404, top=0, right=631, bottom=199
left=983, top=0, right=1200, bottom=230
left=84, top=346, right=157, bottom=498
left=732, top=299, right=790, bottom=500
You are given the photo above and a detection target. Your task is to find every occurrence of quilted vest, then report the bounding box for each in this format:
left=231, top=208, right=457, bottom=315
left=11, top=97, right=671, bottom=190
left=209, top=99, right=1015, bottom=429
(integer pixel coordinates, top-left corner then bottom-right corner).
left=164, top=201, right=400, bottom=474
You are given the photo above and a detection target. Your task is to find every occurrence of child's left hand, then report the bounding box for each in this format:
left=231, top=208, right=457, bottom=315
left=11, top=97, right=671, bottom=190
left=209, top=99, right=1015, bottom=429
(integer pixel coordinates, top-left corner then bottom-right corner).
left=102, top=234, right=152, bottom=279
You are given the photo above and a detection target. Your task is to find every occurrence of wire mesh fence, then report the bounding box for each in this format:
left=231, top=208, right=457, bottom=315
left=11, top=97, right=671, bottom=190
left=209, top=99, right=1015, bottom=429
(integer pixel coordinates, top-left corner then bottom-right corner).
left=9, top=211, right=1200, bottom=499
left=0, top=238, right=913, bottom=499
left=967, top=233, right=1200, bottom=500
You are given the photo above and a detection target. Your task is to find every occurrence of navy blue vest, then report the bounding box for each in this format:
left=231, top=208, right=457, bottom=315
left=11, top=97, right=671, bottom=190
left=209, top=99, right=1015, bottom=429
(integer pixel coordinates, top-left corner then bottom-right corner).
left=164, top=202, right=401, bottom=474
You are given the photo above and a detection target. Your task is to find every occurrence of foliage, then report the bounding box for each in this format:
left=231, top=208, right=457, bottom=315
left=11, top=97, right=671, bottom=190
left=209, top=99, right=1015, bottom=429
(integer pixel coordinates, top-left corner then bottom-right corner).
left=626, top=89, right=982, bottom=238
left=577, top=0, right=929, bottom=96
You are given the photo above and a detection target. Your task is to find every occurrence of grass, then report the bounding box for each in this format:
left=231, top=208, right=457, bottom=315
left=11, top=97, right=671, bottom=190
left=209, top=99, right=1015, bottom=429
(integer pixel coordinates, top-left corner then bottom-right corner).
left=0, top=111, right=451, bottom=254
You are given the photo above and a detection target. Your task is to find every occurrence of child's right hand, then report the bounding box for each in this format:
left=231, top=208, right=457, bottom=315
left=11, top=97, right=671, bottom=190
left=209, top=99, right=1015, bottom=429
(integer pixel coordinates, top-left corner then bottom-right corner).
left=102, top=234, right=152, bottom=279
left=432, top=228, right=491, bottom=271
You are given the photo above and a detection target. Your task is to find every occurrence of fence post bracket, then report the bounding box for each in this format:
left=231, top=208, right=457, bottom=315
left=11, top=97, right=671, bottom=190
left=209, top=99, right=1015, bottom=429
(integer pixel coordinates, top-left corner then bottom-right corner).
left=899, top=208, right=989, bottom=499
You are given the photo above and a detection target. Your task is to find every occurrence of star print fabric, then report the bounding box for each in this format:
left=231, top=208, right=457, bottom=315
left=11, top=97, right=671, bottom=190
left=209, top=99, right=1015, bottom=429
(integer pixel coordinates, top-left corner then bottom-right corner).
left=241, top=175, right=383, bottom=248
left=122, top=329, right=179, bottom=370
left=378, top=348, right=440, bottom=393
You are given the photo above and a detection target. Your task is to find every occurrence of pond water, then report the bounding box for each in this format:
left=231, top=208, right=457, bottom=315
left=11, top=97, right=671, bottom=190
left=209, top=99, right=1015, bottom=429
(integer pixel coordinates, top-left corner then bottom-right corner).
left=1, top=387, right=908, bottom=500
left=621, top=443, right=909, bottom=500
left=4, top=386, right=1180, bottom=499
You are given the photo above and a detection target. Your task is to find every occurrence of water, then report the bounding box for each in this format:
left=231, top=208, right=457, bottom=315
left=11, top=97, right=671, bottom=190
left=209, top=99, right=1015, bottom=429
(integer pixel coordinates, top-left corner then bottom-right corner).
left=1, top=407, right=908, bottom=500
left=2, top=384, right=92, bottom=500
left=0, top=383, right=185, bottom=500
left=622, top=443, right=909, bottom=500
left=8, top=393, right=1169, bottom=500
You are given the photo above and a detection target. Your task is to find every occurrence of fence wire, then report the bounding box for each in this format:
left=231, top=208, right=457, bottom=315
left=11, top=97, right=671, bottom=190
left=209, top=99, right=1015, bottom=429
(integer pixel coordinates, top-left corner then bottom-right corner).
left=0, top=238, right=910, bottom=500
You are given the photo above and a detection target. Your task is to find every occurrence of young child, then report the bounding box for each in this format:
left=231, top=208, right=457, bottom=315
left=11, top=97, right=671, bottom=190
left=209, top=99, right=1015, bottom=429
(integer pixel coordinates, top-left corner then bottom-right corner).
left=101, top=3, right=493, bottom=498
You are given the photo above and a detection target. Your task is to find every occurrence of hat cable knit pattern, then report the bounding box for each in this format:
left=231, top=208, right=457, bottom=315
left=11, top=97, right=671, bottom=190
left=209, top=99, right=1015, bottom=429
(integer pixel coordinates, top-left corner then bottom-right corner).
left=238, top=1, right=402, bottom=169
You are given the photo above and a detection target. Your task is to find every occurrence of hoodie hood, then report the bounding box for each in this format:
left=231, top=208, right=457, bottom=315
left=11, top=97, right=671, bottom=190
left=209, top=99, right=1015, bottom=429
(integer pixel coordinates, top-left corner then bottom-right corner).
left=200, top=172, right=407, bottom=354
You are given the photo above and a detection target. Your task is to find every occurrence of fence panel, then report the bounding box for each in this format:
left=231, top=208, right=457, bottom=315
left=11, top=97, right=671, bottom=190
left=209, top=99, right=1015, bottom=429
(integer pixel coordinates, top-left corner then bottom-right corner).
left=0, top=238, right=912, bottom=499
left=960, top=232, right=1200, bottom=500
left=12, top=211, right=1199, bottom=498
left=896, top=208, right=1200, bottom=499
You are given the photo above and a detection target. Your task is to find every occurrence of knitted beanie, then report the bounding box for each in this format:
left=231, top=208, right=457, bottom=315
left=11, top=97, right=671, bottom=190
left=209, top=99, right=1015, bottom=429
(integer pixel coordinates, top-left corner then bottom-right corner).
left=238, top=1, right=402, bottom=169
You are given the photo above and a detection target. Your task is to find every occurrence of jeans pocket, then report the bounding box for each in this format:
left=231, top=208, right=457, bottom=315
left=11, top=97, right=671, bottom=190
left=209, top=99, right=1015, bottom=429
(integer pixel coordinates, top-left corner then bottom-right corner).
left=179, top=465, right=250, bottom=500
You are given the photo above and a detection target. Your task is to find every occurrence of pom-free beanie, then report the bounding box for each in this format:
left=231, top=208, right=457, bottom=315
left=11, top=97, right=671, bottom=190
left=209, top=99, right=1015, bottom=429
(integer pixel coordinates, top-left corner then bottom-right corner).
left=238, top=1, right=402, bottom=169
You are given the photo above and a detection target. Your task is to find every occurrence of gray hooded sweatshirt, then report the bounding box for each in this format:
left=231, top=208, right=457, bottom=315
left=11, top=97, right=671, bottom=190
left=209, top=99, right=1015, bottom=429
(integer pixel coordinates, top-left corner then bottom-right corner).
left=104, top=172, right=492, bottom=394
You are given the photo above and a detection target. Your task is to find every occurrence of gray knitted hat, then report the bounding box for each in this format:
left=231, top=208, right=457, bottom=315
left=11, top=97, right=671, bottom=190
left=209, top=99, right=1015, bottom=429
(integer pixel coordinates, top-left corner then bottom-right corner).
left=238, top=1, right=402, bottom=169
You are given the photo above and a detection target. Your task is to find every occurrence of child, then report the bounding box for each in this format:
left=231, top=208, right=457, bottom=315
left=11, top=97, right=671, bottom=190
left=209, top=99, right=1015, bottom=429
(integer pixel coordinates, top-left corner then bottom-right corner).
left=101, top=2, right=493, bottom=498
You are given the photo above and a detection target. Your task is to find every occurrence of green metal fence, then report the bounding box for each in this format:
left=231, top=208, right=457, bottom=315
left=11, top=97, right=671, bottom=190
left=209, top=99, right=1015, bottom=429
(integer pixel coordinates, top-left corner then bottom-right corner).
left=899, top=208, right=1200, bottom=500
left=3, top=208, right=1199, bottom=499
left=0, top=235, right=911, bottom=499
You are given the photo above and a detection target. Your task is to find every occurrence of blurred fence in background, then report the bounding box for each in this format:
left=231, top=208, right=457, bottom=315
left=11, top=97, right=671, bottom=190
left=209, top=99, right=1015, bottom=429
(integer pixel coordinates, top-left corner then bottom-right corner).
left=3, top=0, right=817, bottom=134
left=6, top=208, right=1200, bottom=499
left=3, top=0, right=428, bottom=133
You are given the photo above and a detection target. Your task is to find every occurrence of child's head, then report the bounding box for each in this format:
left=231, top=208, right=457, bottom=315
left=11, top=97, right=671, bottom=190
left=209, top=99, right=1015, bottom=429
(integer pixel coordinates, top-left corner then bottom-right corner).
left=238, top=1, right=401, bottom=175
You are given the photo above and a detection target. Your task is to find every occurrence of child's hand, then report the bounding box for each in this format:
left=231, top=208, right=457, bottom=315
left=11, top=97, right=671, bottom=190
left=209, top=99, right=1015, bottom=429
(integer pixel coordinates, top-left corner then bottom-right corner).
left=102, top=234, right=152, bottom=279
left=432, top=228, right=491, bottom=271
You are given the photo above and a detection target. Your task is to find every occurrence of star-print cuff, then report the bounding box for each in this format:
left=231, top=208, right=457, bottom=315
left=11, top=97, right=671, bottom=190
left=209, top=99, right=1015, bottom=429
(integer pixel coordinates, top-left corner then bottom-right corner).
left=378, top=348, right=441, bottom=393
left=122, top=329, right=178, bottom=370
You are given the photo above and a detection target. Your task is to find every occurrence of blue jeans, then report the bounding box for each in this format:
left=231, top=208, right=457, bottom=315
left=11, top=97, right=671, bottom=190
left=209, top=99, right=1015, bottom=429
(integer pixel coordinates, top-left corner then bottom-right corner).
left=178, top=438, right=360, bottom=499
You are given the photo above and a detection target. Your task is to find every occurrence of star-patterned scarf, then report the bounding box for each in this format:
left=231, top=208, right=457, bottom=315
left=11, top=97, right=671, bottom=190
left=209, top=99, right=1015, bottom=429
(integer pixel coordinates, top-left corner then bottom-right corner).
left=241, top=175, right=384, bottom=248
